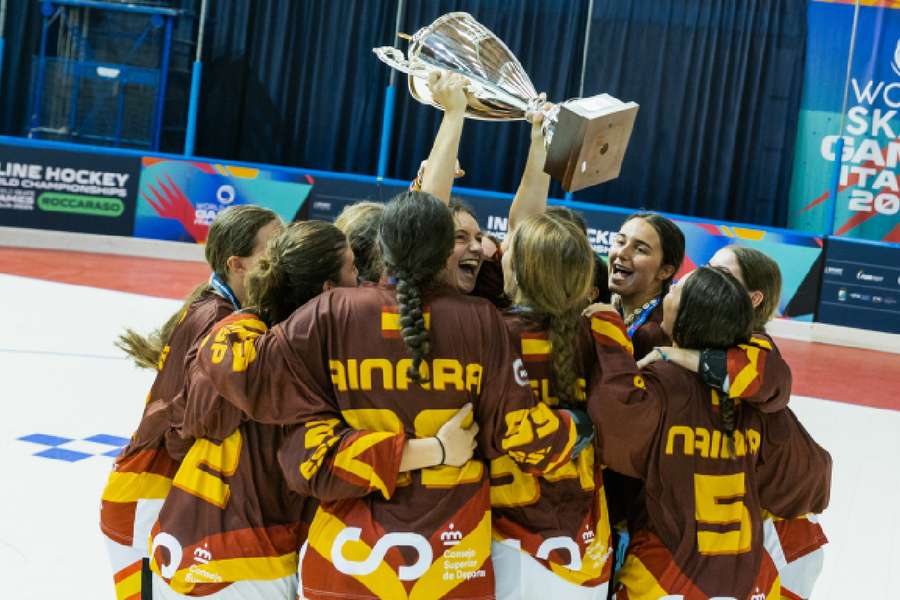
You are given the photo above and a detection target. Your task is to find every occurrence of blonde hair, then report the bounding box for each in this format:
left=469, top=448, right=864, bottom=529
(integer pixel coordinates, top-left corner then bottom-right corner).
left=335, top=201, right=384, bottom=283
left=511, top=214, right=595, bottom=405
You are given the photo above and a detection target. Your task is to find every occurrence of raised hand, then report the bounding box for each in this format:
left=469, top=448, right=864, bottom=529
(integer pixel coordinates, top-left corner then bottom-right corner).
left=525, top=97, right=552, bottom=147
left=427, top=70, right=470, bottom=115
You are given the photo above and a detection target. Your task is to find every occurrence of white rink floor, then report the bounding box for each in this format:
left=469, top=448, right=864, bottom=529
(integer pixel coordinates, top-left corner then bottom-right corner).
left=1, top=273, right=899, bottom=599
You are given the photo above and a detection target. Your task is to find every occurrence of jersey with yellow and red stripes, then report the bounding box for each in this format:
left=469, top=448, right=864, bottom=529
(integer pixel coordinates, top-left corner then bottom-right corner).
left=586, top=310, right=832, bottom=600
left=100, top=291, right=234, bottom=549
left=148, top=417, right=315, bottom=595
left=489, top=311, right=633, bottom=590
left=191, top=284, right=581, bottom=600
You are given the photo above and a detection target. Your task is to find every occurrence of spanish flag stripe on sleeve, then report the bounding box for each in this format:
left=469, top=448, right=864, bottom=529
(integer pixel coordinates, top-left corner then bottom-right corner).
left=728, top=345, right=761, bottom=399
left=114, top=565, right=144, bottom=600
left=590, top=314, right=634, bottom=355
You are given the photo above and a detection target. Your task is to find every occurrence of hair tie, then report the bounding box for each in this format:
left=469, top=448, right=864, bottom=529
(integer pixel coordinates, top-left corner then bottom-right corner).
left=435, top=435, right=446, bottom=466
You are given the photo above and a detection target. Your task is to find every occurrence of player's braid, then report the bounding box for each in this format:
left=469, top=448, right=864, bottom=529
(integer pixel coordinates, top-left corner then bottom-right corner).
left=396, top=269, right=431, bottom=384
left=116, top=282, right=209, bottom=369
left=547, top=310, right=581, bottom=407
left=378, top=191, right=454, bottom=384
left=719, top=393, right=738, bottom=458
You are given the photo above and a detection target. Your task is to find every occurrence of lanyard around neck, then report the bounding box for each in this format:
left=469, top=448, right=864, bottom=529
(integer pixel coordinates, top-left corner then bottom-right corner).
left=209, top=273, right=241, bottom=310
left=626, top=296, right=660, bottom=338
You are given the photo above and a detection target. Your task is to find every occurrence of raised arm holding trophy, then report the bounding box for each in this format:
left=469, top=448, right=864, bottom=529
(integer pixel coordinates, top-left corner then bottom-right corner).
left=374, top=12, right=639, bottom=192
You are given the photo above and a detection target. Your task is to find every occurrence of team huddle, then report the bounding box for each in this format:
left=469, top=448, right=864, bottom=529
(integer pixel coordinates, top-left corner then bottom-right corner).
left=99, top=72, right=831, bottom=600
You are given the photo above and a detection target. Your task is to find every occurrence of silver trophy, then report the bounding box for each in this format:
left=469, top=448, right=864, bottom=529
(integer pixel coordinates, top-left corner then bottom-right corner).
left=374, top=12, right=639, bottom=192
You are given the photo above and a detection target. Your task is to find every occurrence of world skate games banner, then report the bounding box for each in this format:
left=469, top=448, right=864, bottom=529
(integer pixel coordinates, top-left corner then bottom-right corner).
left=788, top=0, right=900, bottom=243
left=134, top=157, right=313, bottom=243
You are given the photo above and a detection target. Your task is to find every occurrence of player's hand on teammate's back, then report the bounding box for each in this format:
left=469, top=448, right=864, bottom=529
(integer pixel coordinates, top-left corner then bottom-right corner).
left=436, top=403, right=479, bottom=467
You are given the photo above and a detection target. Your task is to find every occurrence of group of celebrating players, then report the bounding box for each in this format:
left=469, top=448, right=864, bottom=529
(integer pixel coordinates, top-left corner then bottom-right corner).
left=99, top=71, right=832, bottom=600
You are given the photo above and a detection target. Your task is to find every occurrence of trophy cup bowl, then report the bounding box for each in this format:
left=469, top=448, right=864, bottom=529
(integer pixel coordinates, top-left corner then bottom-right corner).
left=374, top=12, right=640, bottom=192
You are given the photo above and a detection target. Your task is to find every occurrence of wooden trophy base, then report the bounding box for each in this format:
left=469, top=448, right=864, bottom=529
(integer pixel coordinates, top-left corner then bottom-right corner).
left=544, top=94, right=639, bottom=193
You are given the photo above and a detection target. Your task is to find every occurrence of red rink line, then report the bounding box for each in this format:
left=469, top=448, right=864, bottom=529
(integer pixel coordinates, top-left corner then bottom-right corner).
left=2, top=246, right=898, bottom=411
left=0, top=246, right=208, bottom=299
left=774, top=338, right=899, bottom=412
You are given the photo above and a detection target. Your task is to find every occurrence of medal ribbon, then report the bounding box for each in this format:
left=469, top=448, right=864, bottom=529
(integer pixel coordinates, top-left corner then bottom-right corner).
left=626, top=296, right=660, bottom=338
left=209, top=273, right=241, bottom=310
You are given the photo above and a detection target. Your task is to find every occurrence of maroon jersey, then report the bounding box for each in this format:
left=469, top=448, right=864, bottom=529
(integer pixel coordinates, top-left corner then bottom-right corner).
left=490, top=311, right=626, bottom=588
left=736, top=334, right=827, bottom=600
left=587, top=311, right=831, bottom=600
left=100, top=290, right=233, bottom=547
left=630, top=300, right=669, bottom=361
left=148, top=317, right=315, bottom=594
left=606, top=300, right=667, bottom=538
left=472, top=254, right=510, bottom=309
left=190, top=284, right=579, bottom=599
left=149, top=417, right=314, bottom=595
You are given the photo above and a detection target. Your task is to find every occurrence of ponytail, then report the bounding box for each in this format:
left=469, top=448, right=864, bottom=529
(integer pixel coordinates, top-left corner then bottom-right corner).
left=116, top=282, right=209, bottom=369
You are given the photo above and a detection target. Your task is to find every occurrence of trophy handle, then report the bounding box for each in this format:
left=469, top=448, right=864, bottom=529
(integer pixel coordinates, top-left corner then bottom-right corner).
left=373, top=47, right=431, bottom=78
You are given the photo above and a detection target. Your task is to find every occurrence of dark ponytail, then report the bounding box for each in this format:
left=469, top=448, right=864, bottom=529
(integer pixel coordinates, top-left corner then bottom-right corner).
left=246, top=221, right=348, bottom=326
left=379, top=192, right=454, bottom=384
left=673, top=266, right=754, bottom=454
left=718, top=390, right=738, bottom=457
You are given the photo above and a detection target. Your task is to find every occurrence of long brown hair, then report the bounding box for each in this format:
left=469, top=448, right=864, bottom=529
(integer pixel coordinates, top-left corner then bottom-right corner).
left=510, top=214, right=595, bottom=406
left=116, top=205, right=280, bottom=369
left=729, top=246, right=782, bottom=331
left=246, top=221, right=349, bottom=325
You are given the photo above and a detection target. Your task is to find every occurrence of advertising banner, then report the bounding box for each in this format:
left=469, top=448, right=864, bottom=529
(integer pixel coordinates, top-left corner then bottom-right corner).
left=818, top=236, right=900, bottom=333
left=453, top=193, right=822, bottom=320
left=134, top=157, right=313, bottom=243
left=789, top=0, right=900, bottom=243
left=303, top=177, right=824, bottom=321
left=0, top=143, right=139, bottom=235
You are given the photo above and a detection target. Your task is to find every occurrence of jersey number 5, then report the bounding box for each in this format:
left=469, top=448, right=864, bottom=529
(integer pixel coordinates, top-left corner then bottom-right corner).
left=693, top=472, right=752, bottom=555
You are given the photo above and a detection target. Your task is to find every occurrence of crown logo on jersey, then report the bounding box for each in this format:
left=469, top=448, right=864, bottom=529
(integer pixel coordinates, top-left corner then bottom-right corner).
left=750, top=589, right=765, bottom=600
left=582, top=525, right=595, bottom=544
left=193, top=544, right=212, bottom=564
left=440, top=523, right=463, bottom=546
left=381, top=305, right=431, bottom=339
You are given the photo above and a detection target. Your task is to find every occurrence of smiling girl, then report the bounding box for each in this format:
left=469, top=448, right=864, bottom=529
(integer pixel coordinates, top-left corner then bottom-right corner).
left=607, top=212, right=685, bottom=359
